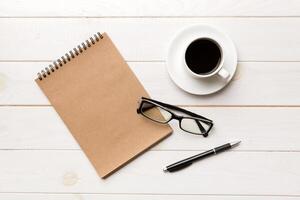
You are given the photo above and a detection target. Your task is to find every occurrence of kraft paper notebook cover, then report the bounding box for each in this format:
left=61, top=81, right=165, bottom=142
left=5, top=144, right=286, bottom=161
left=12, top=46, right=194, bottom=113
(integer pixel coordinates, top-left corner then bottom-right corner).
left=35, top=32, right=172, bottom=178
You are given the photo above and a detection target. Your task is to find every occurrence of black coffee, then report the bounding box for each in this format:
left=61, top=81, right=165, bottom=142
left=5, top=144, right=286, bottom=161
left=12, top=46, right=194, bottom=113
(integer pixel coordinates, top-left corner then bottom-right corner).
left=185, top=38, right=221, bottom=75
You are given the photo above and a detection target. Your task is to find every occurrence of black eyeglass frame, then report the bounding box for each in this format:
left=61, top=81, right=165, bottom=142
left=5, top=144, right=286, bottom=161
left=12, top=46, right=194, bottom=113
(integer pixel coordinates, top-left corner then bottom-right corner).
left=137, top=97, right=213, bottom=137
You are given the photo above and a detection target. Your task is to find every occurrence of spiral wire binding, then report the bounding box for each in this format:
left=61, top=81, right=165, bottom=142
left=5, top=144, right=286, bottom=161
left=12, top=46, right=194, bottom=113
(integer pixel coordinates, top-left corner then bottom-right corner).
left=37, top=32, right=104, bottom=80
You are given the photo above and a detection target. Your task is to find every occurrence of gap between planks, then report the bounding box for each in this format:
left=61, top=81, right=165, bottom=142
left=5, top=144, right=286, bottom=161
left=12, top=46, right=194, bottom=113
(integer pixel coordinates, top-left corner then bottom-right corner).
left=2, top=60, right=300, bottom=63
left=1, top=149, right=300, bottom=153
left=0, top=192, right=299, bottom=197
left=0, top=105, right=299, bottom=107
left=3, top=16, right=300, bottom=19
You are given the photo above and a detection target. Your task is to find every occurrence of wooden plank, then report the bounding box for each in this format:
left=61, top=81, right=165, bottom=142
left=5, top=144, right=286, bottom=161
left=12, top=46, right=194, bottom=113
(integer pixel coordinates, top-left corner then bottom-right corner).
left=0, top=193, right=298, bottom=200
left=1, top=0, right=300, bottom=17
left=1, top=18, right=300, bottom=61
left=0, top=150, right=299, bottom=195
left=1, top=106, right=300, bottom=151
left=0, top=62, right=300, bottom=105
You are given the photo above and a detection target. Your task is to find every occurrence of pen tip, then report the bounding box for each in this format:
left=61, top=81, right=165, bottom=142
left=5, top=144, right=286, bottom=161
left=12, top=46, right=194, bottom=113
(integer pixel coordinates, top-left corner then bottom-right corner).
left=230, top=140, right=241, bottom=147
left=163, top=167, right=168, bottom=173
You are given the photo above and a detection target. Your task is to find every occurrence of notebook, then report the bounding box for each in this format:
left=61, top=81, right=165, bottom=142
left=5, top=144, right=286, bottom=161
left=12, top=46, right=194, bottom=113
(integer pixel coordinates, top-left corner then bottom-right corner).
left=35, top=32, right=172, bottom=178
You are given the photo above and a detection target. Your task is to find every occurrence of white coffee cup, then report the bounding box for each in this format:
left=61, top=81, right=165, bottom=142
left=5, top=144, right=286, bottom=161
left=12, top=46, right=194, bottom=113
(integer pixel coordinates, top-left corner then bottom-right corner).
left=184, top=37, right=230, bottom=80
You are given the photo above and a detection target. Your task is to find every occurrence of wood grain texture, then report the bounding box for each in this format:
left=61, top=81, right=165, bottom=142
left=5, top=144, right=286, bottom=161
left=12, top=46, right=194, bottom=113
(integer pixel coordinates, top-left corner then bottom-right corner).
left=1, top=0, right=300, bottom=17
left=1, top=106, right=300, bottom=151
left=0, top=62, right=300, bottom=105
left=0, top=150, right=299, bottom=195
left=1, top=194, right=299, bottom=200
left=1, top=18, right=300, bottom=61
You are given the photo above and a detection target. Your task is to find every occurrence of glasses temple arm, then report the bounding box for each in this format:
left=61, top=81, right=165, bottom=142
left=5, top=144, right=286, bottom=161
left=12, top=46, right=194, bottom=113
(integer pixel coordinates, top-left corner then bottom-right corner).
left=142, top=97, right=212, bottom=122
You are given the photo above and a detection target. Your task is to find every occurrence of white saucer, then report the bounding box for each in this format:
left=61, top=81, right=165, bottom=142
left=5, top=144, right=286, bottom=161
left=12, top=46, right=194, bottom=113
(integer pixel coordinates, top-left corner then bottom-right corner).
left=166, top=25, right=238, bottom=95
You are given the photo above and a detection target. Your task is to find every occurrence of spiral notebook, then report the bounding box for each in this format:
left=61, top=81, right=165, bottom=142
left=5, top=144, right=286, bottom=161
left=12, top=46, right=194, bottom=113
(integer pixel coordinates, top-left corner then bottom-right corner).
left=35, top=32, right=172, bottom=178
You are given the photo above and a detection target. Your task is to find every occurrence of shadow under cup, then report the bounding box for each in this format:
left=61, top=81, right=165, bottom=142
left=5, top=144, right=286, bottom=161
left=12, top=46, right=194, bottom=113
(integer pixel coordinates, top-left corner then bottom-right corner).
left=185, top=38, right=223, bottom=76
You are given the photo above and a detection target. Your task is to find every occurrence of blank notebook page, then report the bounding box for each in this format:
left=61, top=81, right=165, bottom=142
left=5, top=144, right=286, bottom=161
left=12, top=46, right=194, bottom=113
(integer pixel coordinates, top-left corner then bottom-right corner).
left=35, top=33, right=172, bottom=178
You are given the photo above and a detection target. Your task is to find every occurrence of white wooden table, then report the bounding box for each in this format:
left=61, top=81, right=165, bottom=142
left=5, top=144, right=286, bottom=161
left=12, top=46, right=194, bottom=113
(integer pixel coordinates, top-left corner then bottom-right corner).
left=1, top=0, right=300, bottom=199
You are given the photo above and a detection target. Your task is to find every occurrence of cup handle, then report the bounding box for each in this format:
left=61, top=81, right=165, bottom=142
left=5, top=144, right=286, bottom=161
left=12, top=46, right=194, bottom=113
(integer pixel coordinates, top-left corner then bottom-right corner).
left=218, top=68, right=230, bottom=80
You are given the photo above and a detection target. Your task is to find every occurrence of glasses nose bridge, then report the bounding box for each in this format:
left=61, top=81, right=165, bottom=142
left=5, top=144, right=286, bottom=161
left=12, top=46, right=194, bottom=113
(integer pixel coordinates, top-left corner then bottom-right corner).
left=171, top=113, right=182, bottom=121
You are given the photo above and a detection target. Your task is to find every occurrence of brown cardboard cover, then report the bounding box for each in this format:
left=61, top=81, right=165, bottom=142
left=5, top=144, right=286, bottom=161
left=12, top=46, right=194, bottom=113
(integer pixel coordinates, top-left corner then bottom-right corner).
left=35, top=33, right=172, bottom=178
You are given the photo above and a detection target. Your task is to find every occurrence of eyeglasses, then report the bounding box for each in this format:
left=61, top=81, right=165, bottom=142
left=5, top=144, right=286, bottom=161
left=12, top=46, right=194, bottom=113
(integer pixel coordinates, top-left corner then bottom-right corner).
left=137, top=97, right=213, bottom=137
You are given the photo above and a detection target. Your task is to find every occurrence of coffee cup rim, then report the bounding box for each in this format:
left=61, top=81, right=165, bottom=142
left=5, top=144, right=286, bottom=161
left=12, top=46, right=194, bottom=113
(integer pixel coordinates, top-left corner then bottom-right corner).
left=184, top=37, right=225, bottom=78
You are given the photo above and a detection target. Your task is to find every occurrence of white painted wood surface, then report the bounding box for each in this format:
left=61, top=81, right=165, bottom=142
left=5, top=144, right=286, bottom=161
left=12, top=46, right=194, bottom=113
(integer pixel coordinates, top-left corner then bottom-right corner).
left=1, top=0, right=300, bottom=199
left=0, top=151, right=300, bottom=195
left=1, top=106, right=300, bottom=151
left=1, top=0, right=300, bottom=17
left=1, top=18, right=300, bottom=61
left=1, top=62, right=300, bottom=105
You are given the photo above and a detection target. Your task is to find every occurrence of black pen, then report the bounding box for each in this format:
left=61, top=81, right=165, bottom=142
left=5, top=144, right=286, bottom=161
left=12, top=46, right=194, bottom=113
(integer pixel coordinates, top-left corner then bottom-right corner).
left=163, top=141, right=241, bottom=173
